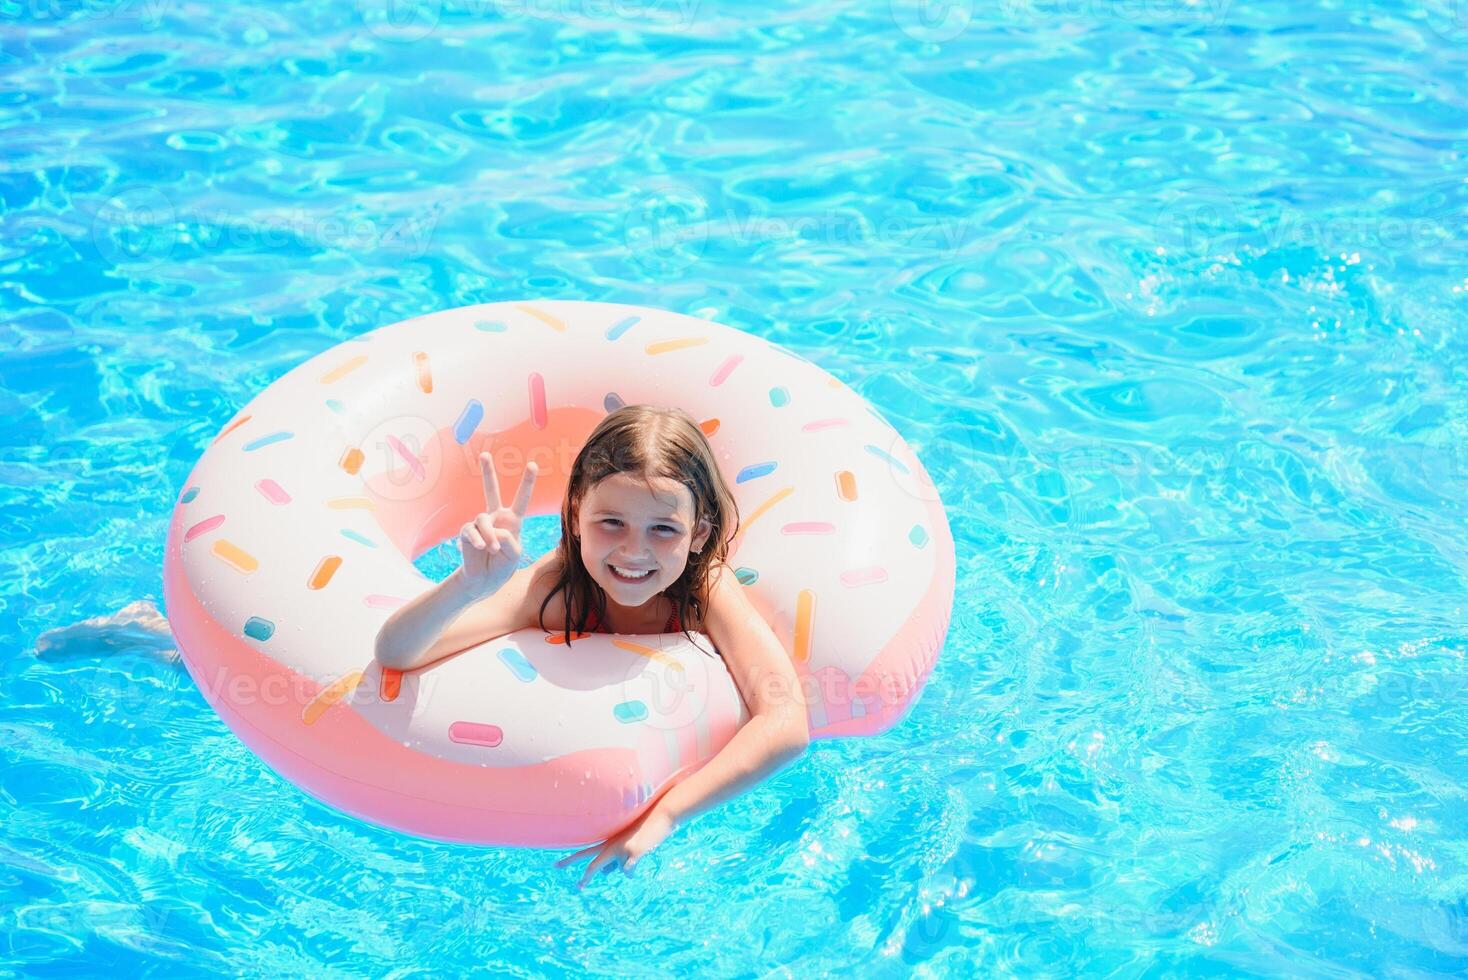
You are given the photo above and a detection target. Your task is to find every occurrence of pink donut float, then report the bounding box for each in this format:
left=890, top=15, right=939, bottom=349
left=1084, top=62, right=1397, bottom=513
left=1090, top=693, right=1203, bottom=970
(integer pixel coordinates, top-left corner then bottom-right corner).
left=163, top=300, right=956, bottom=847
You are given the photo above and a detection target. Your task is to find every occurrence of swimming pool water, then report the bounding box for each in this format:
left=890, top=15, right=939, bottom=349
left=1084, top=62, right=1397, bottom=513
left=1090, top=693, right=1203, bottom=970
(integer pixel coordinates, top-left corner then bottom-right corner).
left=2, top=1, right=1466, bottom=974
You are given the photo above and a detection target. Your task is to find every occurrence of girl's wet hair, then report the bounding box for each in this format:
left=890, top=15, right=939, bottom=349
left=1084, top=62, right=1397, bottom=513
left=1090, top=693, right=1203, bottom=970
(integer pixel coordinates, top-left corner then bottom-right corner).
left=536, top=404, right=740, bottom=653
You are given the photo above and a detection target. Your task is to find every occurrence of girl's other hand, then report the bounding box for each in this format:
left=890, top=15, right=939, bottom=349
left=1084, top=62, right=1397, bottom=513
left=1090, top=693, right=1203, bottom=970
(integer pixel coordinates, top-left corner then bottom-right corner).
left=458, top=452, right=537, bottom=599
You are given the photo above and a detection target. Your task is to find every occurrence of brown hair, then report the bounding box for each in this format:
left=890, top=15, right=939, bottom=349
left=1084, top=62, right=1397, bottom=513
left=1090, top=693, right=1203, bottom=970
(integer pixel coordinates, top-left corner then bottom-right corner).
left=536, top=404, right=740, bottom=654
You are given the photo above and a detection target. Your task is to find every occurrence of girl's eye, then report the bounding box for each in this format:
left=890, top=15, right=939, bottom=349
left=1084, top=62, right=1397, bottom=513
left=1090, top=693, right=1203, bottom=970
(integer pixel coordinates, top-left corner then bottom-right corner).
left=601, top=519, right=676, bottom=534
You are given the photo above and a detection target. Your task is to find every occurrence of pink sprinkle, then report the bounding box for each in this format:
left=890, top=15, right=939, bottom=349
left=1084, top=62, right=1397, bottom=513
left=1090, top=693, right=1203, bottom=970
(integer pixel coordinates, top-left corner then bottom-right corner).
left=184, top=515, right=225, bottom=542
left=781, top=522, right=836, bottom=535
left=528, top=372, right=547, bottom=429
left=448, top=721, right=503, bottom=748
left=709, top=354, right=743, bottom=387
left=802, top=418, right=850, bottom=432
left=840, top=566, right=889, bottom=588
left=363, top=594, right=407, bottom=608
left=385, top=434, right=426, bottom=481
left=255, top=479, right=291, bottom=505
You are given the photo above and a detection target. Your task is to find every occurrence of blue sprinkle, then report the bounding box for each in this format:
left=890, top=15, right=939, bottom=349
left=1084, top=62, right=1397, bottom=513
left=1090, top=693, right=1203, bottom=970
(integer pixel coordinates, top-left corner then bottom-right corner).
left=604, top=392, right=625, bottom=413
left=340, top=529, right=377, bottom=548
left=242, top=431, right=293, bottom=452
left=606, top=315, right=641, bottom=341
left=909, top=525, right=929, bottom=548
left=864, top=443, right=909, bottom=474
left=179, top=486, right=200, bottom=504
left=325, top=399, right=345, bottom=414
left=769, top=386, right=790, bottom=408
left=735, top=461, right=777, bottom=484
left=613, top=701, right=649, bottom=724
left=734, top=566, right=759, bottom=586
left=475, top=319, right=506, bottom=332
left=243, top=616, right=275, bottom=641
left=498, top=648, right=538, bottom=683
left=454, top=399, right=484, bottom=445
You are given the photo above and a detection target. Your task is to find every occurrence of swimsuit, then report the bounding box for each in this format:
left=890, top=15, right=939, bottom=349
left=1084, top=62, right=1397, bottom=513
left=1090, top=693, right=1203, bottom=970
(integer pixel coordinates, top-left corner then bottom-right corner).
left=583, top=603, right=681, bottom=634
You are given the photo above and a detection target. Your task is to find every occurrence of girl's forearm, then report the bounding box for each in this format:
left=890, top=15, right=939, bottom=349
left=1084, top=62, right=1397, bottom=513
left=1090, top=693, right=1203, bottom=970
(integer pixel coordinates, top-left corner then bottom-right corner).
left=651, top=713, right=809, bottom=831
left=373, top=569, right=480, bottom=670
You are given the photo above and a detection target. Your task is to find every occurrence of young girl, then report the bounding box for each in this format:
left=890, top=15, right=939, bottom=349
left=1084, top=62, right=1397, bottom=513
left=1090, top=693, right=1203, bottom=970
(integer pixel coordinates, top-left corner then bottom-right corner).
left=374, top=404, right=810, bottom=888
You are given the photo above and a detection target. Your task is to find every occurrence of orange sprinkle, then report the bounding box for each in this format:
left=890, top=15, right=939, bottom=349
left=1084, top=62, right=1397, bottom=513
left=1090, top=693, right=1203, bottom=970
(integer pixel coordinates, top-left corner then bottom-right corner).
left=645, top=337, right=709, bottom=356
left=730, top=486, right=795, bottom=555
left=301, top=670, right=365, bottom=725
left=212, top=414, right=252, bottom=444
left=413, top=351, right=432, bottom=393
left=326, top=496, right=375, bottom=511
left=516, top=304, right=565, bottom=332
left=836, top=470, right=858, bottom=501
left=320, top=355, right=368, bottom=384
left=211, top=539, right=258, bottom=574
left=794, top=588, right=815, bottom=663
left=699, top=418, right=720, bottom=438
left=379, top=668, right=402, bottom=702
left=544, top=631, right=592, bottom=645
left=339, top=447, right=364, bottom=475
left=610, top=638, right=686, bottom=670
left=307, top=556, right=342, bottom=590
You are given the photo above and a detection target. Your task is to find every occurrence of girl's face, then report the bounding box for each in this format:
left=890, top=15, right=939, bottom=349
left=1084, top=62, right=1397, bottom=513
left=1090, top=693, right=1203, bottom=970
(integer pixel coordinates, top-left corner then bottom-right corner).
left=576, top=471, right=712, bottom=609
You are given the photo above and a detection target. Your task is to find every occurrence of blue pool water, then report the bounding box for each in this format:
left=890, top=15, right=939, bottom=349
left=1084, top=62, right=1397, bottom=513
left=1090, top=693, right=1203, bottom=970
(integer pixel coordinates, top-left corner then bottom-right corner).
left=3, top=1, right=1466, bottom=974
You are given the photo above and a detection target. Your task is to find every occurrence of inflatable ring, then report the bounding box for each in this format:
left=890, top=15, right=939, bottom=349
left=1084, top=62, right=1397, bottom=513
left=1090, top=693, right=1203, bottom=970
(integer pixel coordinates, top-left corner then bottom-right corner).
left=163, top=300, right=955, bottom=847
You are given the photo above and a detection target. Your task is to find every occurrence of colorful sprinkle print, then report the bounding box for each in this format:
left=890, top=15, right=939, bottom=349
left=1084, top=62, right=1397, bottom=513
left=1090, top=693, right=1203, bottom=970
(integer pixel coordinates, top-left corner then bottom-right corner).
left=454, top=399, right=484, bottom=444
left=413, top=351, right=433, bottom=393
left=835, top=470, right=857, bottom=501
left=211, top=540, right=258, bottom=574
left=340, top=529, right=377, bottom=548
left=613, top=701, right=649, bottom=724
left=363, top=594, right=407, bottom=608
left=327, top=496, right=375, bottom=511
left=606, top=315, right=640, bottom=341
left=179, top=486, right=200, bottom=503
left=802, top=418, right=849, bottom=431
left=646, top=336, right=708, bottom=355
left=212, top=415, right=250, bottom=443
left=320, top=356, right=368, bottom=384
left=385, top=434, right=425, bottom=481
left=448, top=721, right=503, bottom=747
left=839, top=567, right=889, bottom=588
left=769, top=386, right=790, bottom=408
left=184, top=514, right=225, bottom=542
left=301, top=670, right=365, bottom=725
left=379, top=668, right=402, bottom=702
left=243, top=616, right=275, bottom=641
left=709, top=354, right=742, bottom=386
left=497, top=648, right=538, bottom=683
left=782, top=522, right=836, bottom=535
left=528, top=372, right=547, bottom=429
left=909, top=525, right=929, bottom=548
left=242, top=431, right=292, bottom=452
left=256, top=479, right=291, bottom=505
left=735, top=461, right=777, bottom=484
left=307, top=556, right=342, bottom=590
left=794, top=588, right=816, bottom=663
left=474, top=319, right=506, bottom=332
left=517, top=304, right=565, bottom=332
left=338, top=447, right=364, bottom=475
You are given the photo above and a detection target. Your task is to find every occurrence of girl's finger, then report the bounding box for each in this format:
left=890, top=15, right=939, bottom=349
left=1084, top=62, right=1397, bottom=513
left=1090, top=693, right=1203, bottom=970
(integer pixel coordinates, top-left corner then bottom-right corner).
left=480, top=452, right=503, bottom=514
left=555, top=843, right=600, bottom=868
left=463, top=525, right=486, bottom=551
left=474, top=515, right=499, bottom=553
left=511, top=460, right=538, bottom=518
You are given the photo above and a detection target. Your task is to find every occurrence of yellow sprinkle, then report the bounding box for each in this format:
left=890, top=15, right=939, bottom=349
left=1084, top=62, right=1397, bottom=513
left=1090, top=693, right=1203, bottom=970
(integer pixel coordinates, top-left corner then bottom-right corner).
left=611, top=638, right=686, bottom=671
left=320, top=356, right=368, bottom=384
left=326, top=496, right=376, bottom=511
left=301, top=670, right=365, bottom=725
left=645, top=337, right=709, bottom=356
left=211, top=539, right=258, bottom=574
left=516, top=304, right=565, bottom=332
left=794, top=589, right=816, bottom=663
left=730, top=485, right=794, bottom=554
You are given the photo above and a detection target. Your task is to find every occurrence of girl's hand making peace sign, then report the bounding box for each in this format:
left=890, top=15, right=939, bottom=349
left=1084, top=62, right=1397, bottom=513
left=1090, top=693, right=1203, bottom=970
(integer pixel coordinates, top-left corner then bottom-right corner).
left=458, top=452, right=538, bottom=599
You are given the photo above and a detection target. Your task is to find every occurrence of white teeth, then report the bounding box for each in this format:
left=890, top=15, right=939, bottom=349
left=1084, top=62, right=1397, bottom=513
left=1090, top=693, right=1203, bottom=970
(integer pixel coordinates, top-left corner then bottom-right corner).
left=610, top=564, right=653, bottom=581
